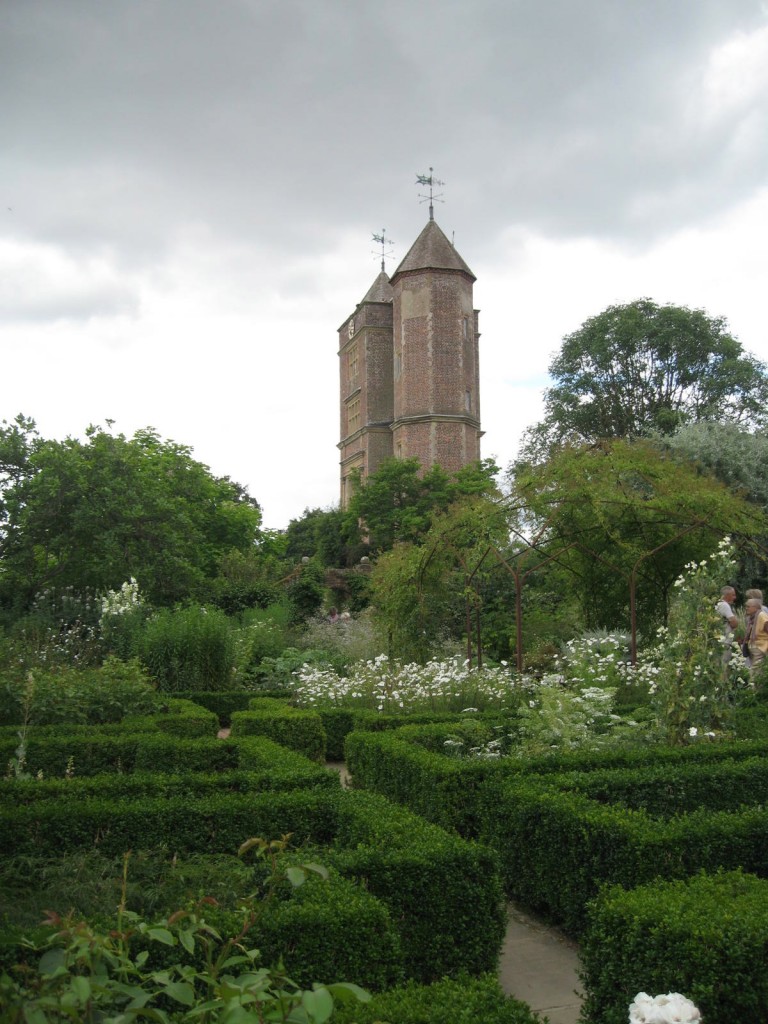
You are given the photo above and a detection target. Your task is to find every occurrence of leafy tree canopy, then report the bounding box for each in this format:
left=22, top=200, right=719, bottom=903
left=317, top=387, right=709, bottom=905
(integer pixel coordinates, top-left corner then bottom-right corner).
left=513, top=438, right=765, bottom=633
left=284, top=506, right=363, bottom=567
left=346, top=457, right=500, bottom=553
left=660, top=421, right=768, bottom=512
left=0, top=416, right=263, bottom=614
left=520, top=299, right=768, bottom=461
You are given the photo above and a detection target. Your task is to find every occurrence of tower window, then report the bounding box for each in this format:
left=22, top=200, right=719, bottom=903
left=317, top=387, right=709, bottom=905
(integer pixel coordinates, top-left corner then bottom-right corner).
left=462, top=317, right=469, bottom=339
left=348, top=343, right=359, bottom=384
left=348, top=397, right=361, bottom=434
left=465, top=390, right=472, bottom=412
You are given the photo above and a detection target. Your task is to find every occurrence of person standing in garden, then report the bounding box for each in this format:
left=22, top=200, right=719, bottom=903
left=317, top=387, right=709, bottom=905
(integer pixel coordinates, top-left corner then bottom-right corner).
left=745, top=588, right=768, bottom=615
left=744, top=597, right=768, bottom=674
left=716, top=586, right=738, bottom=632
left=716, top=586, right=739, bottom=666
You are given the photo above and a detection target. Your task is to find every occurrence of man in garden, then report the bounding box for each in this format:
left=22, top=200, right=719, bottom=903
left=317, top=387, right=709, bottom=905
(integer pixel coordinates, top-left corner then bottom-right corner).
left=716, top=586, right=738, bottom=665
left=716, top=586, right=738, bottom=634
left=744, top=597, right=768, bottom=674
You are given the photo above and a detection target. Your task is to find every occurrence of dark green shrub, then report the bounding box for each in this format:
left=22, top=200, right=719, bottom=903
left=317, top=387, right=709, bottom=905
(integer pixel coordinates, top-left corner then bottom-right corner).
left=331, top=790, right=506, bottom=982
left=0, top=731, right=334, bottom=781
left=333, top=974, right=543, bottom=1024
left=319, top=709, right=472, bottom=762
left=346, top=726, right=768, bottom=836
left=100, top=604, right=150, bottom=661
left=0, top=788, right=504, bottom=984
left=478, top=773, right=768, bottom=935
left=139, top=606, right=236, bottom=691
left=151, top=698, right=219, bottom=737
left=255, top=870, right=403, bottom=990
left=286, top=560, right=325, bottom=624
left=169, top=690, right=251, bottom=725
left=345, top=728, right=504, bottom=835
left=231, top=705, right=326, bottom=762
left=581, top=871, right=768, bottom=1024
left=0, top=658, right=158, bottom=727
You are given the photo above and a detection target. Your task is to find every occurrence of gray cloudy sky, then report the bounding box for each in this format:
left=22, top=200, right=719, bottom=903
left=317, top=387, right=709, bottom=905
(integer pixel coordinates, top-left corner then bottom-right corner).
left=3, top=0, right=768, bottom=527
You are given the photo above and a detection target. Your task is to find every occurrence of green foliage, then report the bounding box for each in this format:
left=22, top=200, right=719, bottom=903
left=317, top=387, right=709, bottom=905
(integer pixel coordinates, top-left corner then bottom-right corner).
left=346, top=728, right=501, bottom=837
left=512, top=439, right=764, bottom=634
left=581, top=871, right=768, bottom=1024
left=139, top=606, right=236, bottom=692
left=229, top=608, right=296, bottom=686
left=5, top=587, right=104, bottom=670
left=0, top=837, right=372, bottom=1023
left=297, top=611, right=382, bottom=674
left=209, top=547, right=282, bottom=616
left=515, top=681, right=631, bottom=755
left=231, top=703, right=327, bottom=762
left=333, top=973, right=543, bottom=1024
left=285, top=507, right=362, bottom=568
left=0, top=419, right=263, bottom=616
left=478, top=763, right=768, bottom=936
left=648, top=540, right=751, bottom=743
left=0, top=657, right=158, bottom=727
left=346, top=457, right=500, bottom=554
left=662, top=421, right=768, bottom=512
left=522, top=298, right=768, bottom=458
left=0, top=786, right=506, bottom=985
left=369, top=543, right=458, bottom=662
left=287, top=561, right=325, bottom=625
left=346, top=725, right=768, bottom=839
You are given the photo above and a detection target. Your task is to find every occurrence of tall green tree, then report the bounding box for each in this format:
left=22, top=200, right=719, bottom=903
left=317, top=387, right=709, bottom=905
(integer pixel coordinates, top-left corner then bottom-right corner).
left=284, top=506, right=362, bottom=567
left=346, top=457, right=500, bottom=553
left=513, top=439, right=764, bottom=637
left=521, top=299, right=768, bottom=461
left=0, top=418, right=263, bottom=614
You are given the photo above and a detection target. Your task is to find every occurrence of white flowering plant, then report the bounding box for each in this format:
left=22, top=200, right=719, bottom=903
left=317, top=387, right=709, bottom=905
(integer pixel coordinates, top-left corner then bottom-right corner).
left=628, top=991, right=701, bottom=1023
left=556, top=631, right=633, bottom=690
left=293, top=655, right=521, bottom=714
left=100, top=577, right=142, bottom=620
left=514, top=675, right=643, bottom=755
left=642, top=538, right=750, bottom=745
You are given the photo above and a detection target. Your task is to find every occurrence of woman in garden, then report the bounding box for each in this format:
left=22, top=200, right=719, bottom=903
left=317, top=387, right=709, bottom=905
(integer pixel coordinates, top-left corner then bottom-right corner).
left=744, top=597, right=768, bottom=673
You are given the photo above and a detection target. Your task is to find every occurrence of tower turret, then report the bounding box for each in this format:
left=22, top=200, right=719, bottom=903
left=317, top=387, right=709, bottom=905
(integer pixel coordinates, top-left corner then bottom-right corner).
left=337, top=270, right=394, bottom=507
left=389, top=219, right=481, bottom=473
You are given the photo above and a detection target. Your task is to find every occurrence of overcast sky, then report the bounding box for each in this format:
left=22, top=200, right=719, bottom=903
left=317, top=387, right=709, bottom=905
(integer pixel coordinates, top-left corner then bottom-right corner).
left=3, top=0, right=768, bottom=528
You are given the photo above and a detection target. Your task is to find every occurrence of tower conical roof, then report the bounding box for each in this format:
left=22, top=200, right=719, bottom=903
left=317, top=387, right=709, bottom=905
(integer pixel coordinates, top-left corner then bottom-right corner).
left=391, top=219, right=475, bottom=281
left=360, top=270, right=393, bottom=304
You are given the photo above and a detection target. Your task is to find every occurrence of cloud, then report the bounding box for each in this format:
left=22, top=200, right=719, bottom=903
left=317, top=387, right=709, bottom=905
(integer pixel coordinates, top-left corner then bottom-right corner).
left=2, top=0, right=767, bottom=526
left=0, top=239, right=140, bottom=324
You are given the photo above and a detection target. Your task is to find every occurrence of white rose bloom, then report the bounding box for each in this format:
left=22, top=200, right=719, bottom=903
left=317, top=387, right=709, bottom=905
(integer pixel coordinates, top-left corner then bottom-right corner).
left=629, top=992, right=701, bottom=1024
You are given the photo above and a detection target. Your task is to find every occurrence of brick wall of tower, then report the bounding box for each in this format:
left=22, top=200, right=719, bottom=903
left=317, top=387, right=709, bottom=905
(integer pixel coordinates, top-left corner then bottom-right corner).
left=393, top=270, right=478, bottom=418
left=338, top=299, right=394, bottom=505
left=391, top=267, right=480, bottom=471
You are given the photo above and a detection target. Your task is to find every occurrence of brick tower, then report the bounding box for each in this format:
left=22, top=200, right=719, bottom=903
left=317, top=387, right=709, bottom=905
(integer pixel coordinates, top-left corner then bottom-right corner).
left=338, top=215, right=481, bottom=505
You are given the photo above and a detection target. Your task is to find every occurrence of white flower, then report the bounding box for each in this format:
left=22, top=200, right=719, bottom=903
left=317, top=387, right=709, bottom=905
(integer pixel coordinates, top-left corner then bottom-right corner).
left=629, top=992, right=701, bottom=1024
left=689, top=726, right=698, bottom=737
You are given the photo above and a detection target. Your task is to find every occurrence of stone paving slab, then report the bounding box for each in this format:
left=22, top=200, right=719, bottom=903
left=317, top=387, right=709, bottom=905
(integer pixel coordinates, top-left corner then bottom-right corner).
left=499, top=904, right=583, bottom=1024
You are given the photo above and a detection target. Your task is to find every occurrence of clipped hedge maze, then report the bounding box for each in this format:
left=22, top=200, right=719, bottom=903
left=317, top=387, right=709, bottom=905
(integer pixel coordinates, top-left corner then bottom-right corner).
left=478, top=755, right=768, bottom=935
left=1, top=727, right=506, bottom=987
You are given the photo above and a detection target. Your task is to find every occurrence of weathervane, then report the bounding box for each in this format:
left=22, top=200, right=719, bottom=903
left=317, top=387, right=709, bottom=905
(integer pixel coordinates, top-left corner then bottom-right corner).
left=415, top=167, right=444, bottom=220
left=371, top=229, right=394, bottom=271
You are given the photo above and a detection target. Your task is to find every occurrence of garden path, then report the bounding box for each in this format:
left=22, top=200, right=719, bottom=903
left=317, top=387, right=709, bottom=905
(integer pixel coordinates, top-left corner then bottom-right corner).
left=325, top=762, right=584, bottom=1023
left=212, top=738, right=583, bottom=1022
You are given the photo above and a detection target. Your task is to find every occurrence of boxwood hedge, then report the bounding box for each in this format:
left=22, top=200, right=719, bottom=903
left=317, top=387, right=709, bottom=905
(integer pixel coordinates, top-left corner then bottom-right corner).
left=478, top=773, right=768, bottom=935
left=581, top=871, right=768, bottom=1024
left=0, top=786, right=504, bottom=984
